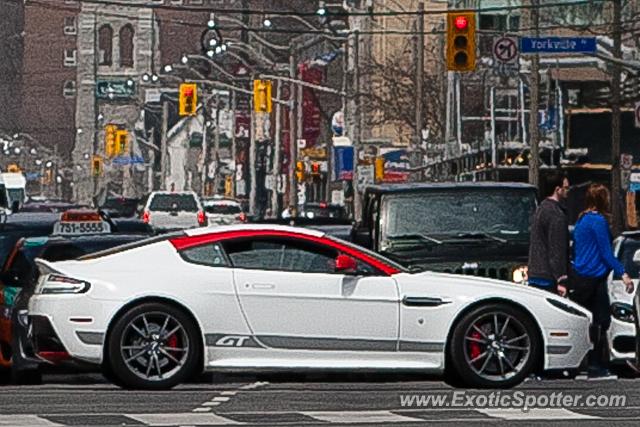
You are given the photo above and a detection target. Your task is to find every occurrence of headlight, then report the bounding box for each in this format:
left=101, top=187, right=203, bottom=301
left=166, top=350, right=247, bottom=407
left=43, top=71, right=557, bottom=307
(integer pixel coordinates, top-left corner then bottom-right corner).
left=512, top=265, right=528, bottom=284
left=37, top=274, right=91, bottom=295
left=547, top=298, right=589, bottom=318
left=611, top=302, right=635, bottom=323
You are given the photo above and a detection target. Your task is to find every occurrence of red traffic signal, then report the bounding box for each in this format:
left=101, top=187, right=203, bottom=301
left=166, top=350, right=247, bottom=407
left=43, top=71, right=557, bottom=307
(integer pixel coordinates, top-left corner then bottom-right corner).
left=454, top=15, right=468, bottom=30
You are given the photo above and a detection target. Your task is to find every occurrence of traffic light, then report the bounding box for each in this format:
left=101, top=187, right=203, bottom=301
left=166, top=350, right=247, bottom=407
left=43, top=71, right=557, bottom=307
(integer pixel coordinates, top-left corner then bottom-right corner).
left=92, top=155, right=103, bottom=177
left=311, top=162, right=320, bottom=176
left=179, top=83, right=198, bottom=116
left=253, top=80, right=272, bottom=113
left=446, top=11, right=476, bottom=72
left=374, top=157, right=385, bottom=182
left=115, top=130, right=128, bottom=155
left=105, top=124, right=117, bottom=157
left=295, top=161, right=305, bottom=182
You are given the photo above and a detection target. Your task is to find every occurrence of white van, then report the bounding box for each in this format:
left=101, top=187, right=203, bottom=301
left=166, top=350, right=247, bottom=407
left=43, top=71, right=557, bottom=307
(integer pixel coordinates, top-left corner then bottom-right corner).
left=0, top=173, right=27, bottom=212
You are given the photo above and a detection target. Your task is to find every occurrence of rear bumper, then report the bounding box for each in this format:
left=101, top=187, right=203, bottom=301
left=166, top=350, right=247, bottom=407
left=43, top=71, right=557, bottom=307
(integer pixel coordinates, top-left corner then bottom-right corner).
left=30, top=315, right=71, bottom=364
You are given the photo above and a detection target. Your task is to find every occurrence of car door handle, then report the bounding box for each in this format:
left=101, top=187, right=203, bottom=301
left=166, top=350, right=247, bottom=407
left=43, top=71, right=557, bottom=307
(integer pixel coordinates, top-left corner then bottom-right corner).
left=249, top=283, right=275, bottom=290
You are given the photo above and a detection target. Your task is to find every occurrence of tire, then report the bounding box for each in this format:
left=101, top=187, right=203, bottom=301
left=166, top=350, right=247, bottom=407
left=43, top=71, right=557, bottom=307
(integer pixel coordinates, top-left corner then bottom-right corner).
left=11, top=367, right=42, bottom=385
left=449, top=303, right=541, bottom=388
left=107, top=303, right=201, bottom=390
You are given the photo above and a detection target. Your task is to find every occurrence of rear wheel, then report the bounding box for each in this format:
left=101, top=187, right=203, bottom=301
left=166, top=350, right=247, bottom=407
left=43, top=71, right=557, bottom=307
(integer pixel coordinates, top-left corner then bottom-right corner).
left=107, top=303, right=200, bottom=390
left=449, top=303, right=540, bottom=388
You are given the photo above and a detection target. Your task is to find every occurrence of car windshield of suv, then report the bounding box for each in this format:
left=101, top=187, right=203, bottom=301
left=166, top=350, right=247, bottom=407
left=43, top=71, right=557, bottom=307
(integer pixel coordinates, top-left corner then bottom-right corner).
left=383, top=189, right=535, bottom=240
left=205, top=204, right=241, bottom=215
left=149, top=194, right=198, bottom=212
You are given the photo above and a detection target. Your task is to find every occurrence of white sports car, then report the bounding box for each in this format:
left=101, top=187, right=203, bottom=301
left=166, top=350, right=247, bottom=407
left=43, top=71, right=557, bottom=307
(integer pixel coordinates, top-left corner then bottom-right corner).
left=28, top=224, right=591, bottom=389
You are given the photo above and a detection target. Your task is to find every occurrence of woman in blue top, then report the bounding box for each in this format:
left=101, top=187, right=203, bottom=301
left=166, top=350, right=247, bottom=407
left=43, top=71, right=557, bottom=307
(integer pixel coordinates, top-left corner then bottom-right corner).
left=571, top=184, right=634, bottom=378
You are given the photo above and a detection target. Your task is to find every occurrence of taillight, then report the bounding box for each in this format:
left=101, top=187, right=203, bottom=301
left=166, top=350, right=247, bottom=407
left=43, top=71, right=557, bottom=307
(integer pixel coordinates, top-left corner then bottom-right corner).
left=237, top=212, right=247, bottom=223
left=142, top=210, right=150, bottom=223
left=197, top=210, right=206, bottom=226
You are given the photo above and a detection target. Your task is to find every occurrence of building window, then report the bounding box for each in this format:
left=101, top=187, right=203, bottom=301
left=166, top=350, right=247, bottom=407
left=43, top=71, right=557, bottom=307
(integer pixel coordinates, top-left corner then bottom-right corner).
left=63, top=49, right=77, bottom=67
left=171, top=0, right=184, bottom=4
left=98, top=24, right=113, bottom=66
left=64, top=16, right=77, bottom=35
left=63, top=80, right=76, bottom=98
left=119, top=24, right=134, bottom=68
left=189, top=0, right=204, bottom=4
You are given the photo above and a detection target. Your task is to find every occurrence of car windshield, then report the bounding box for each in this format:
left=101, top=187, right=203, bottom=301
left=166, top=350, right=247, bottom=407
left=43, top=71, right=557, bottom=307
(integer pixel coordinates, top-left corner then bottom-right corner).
left=204, top=204, right=241, bottom=215
left=149, top=194, right=198, bottom=212
left=383, top=189, right=536, bottom=240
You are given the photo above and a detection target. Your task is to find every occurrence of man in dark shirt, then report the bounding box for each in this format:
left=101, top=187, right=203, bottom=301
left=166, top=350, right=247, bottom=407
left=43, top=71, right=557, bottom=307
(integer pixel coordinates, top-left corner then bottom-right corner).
left=527, top=172, right=570, bottom=296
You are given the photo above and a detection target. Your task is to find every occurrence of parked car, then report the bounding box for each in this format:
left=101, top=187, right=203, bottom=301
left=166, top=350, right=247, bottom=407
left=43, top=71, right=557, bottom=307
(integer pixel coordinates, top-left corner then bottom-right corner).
left=100, top=197, right=140, bottom=218
left=352, top=183, right=537, bottom=282
left=141, top=191, right=206, bottom=232
left=29, top=224, right=590, bottom=390
left=607, top=231, right=640, bottom=364
left=202, top=197, right=245, bottom=226
left=0, top=210, right=153, bottom=383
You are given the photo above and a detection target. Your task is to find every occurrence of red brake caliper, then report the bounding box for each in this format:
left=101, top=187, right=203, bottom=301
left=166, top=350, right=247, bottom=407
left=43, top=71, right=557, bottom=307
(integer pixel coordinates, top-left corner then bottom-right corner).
left=469, top=331, right=482, bottom=361
left=167, top=333, right=178, bottom=349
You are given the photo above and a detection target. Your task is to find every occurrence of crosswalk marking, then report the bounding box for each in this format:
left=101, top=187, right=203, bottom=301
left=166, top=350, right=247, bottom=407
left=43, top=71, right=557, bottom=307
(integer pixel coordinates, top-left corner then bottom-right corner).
left=302, top=410, right=424, bottom=424
left=127, top=413, right=240, bottom=425
left=478, top=408, right=600, bottom=420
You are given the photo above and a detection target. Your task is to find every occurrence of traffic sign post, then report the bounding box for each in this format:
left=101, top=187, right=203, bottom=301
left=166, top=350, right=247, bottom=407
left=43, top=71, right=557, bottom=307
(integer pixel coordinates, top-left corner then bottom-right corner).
left=520, top=37, right=597, bottom=54
left=493, top=36, right=518, bottom=64
left=635, top=101, right=640, bottom=128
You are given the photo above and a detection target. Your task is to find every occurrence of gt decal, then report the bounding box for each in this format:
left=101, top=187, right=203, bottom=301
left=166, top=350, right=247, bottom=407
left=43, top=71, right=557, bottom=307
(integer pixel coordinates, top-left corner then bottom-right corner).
left=205, top=334, right=265, bottom=348
left=216, top=335, right=250, bottom=347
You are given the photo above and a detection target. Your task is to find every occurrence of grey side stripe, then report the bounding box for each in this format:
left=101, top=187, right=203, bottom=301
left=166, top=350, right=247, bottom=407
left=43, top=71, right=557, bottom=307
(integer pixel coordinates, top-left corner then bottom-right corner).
left=398, top=341, right=445, bottom=352
left=76, top=331, right=104, bottom=345
left=258, top=335, right=397, bottom=352
left=205, top=333, right=444, bottom=353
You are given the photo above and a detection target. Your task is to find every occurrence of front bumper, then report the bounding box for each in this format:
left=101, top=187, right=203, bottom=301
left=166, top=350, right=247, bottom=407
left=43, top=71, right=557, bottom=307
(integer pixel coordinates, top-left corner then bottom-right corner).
left=608, top=317, right=636, bottom=362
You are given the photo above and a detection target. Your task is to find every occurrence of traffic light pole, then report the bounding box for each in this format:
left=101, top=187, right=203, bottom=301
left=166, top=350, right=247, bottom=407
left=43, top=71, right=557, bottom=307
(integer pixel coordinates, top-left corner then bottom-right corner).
left=414, top=1, right=425, bottom=180
left=288, top=50, right=298, bottom=211
left=527, top=0, right=541, bottom=191
left=160, top=100, right=169, bottom=190
left=271, top=81, right=282, bottom=216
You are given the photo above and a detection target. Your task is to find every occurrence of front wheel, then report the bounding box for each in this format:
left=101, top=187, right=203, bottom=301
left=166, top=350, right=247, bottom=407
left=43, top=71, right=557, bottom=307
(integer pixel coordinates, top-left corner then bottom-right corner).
left=449, top=303, right=540, bottom=388
left=107, top=303, right=200, bottom=390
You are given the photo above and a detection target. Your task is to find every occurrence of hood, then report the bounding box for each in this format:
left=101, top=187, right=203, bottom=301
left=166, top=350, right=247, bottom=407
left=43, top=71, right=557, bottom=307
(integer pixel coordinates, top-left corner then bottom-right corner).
left=400, top=270, right=590, bottom=315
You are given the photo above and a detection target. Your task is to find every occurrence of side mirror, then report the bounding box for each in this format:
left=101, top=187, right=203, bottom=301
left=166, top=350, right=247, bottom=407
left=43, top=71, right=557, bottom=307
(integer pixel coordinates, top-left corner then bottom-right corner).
left=335, top=254, right=358, bottom=273
left=633, top=249, right=640, bottom=266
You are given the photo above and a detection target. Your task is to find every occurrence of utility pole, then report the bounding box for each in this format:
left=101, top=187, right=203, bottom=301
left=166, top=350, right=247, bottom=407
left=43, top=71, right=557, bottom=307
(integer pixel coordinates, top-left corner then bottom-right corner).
left=414, top=1, right=425, bottom=180
left=230, top=91, right=237, bottom=198
left=160, top=100, right=169, bottom=190
left=200, top=92, right=209, bottom=197
left=271, top=81, right=282, bottom=215
left=249, top=96, right=257, bottom=215
left=288, top=50, right=298, bottom=210
left=213, top=92, right=221, bottom=195
left=527, top=0, right=540, bottom=191
left=353, top=29, right=362, bottom=221
left=611, top=0, right=623, bottom=234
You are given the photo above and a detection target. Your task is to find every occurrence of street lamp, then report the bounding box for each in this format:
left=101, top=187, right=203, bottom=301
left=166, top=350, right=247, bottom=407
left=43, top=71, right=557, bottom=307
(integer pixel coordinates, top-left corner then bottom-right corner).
left=263, top=18, right=272, bottom=28
left=35, top=159, right=42, bottom=166
left=181, top=55, right=189, bottom=64
left=45, top=161, right=53, bottom=168
left=164, top=65, right=173, bottom=73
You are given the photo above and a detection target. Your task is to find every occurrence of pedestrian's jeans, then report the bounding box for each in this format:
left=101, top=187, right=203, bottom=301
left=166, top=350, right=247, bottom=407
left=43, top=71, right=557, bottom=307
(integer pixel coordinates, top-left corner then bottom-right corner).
left=569, top=273, right=610, bottom=369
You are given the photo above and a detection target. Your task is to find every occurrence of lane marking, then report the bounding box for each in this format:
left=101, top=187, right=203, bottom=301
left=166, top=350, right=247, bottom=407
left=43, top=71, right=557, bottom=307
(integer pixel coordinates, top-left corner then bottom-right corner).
left=192, top=381, right=269, bottom=412
left=192, top=408, right=212, bottom=413
left=478, top=408, right=600, bottom=420
left=303, top=410, right=424, bottom=424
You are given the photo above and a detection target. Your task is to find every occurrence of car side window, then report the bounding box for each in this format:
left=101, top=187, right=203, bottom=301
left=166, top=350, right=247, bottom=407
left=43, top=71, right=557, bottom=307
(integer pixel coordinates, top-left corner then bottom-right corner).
left=181, top=243, right=228, bottom=267
left=223, top=237, right=338, bottom=274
